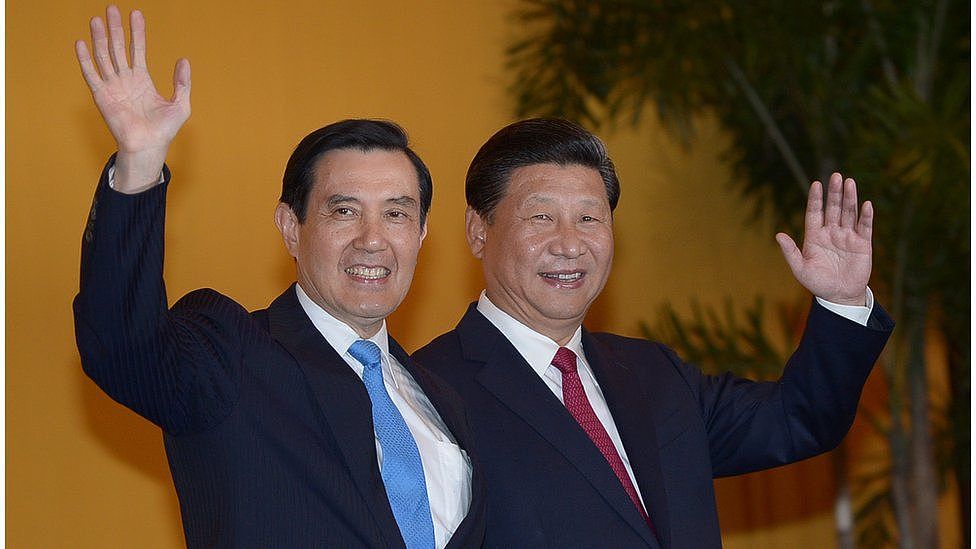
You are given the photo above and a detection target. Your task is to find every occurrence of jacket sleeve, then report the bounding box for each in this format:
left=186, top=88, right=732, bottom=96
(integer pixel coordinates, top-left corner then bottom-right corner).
left=665, top=299, right=894, bottom=477
left=73, top=158, right=243, bottom=435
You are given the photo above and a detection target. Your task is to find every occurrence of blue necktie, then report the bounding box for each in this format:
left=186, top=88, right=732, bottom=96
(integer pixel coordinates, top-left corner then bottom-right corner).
left=348, top=340, right=436, bottom=549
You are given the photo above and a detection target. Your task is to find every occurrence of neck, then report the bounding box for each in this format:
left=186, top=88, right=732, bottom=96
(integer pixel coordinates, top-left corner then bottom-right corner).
left=296, top=280, right=384, bottom=340
left=350, top=321, right=383, bottom=340
left=483, top=290, right=581, bottom=346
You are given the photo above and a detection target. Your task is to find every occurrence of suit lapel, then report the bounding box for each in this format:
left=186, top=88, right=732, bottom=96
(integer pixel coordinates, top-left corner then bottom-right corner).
left=584, top=331, right=671, bottom=549
left=267, top=285, right=404, bottom=549
left=392, top=341, right=487, bottom=548
left=457, top=306, right=658, bottom=548
left=389, top=340, right=468, bottom=446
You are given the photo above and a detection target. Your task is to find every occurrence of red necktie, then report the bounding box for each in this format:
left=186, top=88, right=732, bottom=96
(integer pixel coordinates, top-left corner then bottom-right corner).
left=551, top=347, right=653, bottom=530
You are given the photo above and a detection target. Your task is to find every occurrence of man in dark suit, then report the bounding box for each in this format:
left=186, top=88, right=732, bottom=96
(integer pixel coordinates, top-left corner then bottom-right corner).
left=72, top=6, right=484, bottom=548
left=414, top=118, right=893, bottom=548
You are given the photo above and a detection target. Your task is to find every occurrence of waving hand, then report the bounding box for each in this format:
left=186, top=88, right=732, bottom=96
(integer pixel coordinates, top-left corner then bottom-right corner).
left=775, top=173, right=873, bottom=306
left=75, top=5, right=190, bottom=193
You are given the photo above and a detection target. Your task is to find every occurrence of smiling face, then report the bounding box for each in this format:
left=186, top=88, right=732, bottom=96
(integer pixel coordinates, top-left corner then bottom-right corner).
left=276, top=148, right=426, bottom=338
left=467, top=163, right=614, bottom=344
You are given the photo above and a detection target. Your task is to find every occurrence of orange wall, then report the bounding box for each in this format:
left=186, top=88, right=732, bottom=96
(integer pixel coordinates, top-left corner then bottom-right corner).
left=7, top=1, right=956, bottom=547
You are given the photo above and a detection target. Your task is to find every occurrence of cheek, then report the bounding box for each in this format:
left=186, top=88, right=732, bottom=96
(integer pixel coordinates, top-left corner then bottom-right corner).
left=515, top=232, right=548, bottom=257
left=306, top=230, right=348, bottom=265
left=392, top=235, right=423, bottom=267
left=588, top=232, right=614, bottom=258
left=521, top=242, right=543, bottom=258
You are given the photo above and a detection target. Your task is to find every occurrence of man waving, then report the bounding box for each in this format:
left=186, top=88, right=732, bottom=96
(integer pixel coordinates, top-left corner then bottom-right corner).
left=73, top=6, right=485, bottom=547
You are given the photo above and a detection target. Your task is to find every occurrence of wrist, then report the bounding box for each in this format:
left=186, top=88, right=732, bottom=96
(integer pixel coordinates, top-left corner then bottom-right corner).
left=113, top=149, right=168, bottom=193
left=820, top=290, right=868, bottom=307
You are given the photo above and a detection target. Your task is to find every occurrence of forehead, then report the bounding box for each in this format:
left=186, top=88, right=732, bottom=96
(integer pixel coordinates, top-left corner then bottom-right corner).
left=505, top=163, right=607, bottom=205
left=310, top=148, right=419, bottom=200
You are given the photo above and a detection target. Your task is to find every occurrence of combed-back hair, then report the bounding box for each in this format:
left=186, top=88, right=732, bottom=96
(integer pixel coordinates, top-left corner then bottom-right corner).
left=465, top=118, right=620, bottom=221
left=280, top=119, right=433, bottom=224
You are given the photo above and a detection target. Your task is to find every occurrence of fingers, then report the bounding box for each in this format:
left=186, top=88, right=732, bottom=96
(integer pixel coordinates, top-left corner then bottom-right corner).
left=89, top=14, right=115, bottom=79
left=106, top=5, right=130, bottom=72
left=775, top=232, right=803, bottom=276
left=824, top=172, right=843, bottom=226
left=820, top=173, right=867, bottom=231
left=75, top=40, right=103, bottom=91
left=840, top=176, right=859, bottom=228
left=79, top=6, right=148, bottom=94
left=857, top=200, right=874, bottom=241
left=130, top=10, right=147, bottom=70
left=804, top=180, right=823, bottom=229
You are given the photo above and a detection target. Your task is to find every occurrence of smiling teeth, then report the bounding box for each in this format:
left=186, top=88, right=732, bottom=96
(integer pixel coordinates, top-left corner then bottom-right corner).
left=345, top=266, right=390, bottom=279
left=542, top=272, right=583, bottom=281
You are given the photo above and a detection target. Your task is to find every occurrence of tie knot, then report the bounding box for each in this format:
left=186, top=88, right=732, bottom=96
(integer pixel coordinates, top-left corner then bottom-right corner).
left=551, top=347, right=578, bottom=374
left=348, top=339, right=382, bottom=369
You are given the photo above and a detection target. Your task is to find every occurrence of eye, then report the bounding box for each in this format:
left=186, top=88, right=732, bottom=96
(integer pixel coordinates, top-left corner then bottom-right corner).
left=386, top=210, right=411, bottom=221
left=530, top=213, right=553, bottom=221
left=331, top=206, right=357, bottom=217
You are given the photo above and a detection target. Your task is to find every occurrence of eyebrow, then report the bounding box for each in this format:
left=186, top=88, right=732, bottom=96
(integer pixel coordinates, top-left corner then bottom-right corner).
left=388, top=196, right=419, bottom=208
left=326, top=194, right=359, bottom=206
left=325, top=194, right=418, bottom=208
left=524, top=195, right=605, bottom=208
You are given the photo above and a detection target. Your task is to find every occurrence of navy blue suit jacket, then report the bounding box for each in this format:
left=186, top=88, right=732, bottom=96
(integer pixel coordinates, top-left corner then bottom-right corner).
left=413, top=301, right=892, bottom=548
left=73, top=162, right=486, bottom=548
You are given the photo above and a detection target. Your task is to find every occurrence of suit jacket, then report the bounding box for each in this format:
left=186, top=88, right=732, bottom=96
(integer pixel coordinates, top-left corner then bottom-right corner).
left=73, top=161, right=487, bottom=548
left=413, top=301, right=893, bottom=548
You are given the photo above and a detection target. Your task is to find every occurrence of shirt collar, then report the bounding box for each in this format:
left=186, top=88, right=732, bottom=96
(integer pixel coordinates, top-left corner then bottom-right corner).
left=295, top=283, right=390, bottom=358
left=476, top=290, right=584, bottom=376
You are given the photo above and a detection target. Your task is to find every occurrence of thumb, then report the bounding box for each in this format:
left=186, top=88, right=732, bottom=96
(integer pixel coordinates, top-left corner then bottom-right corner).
left=775, top=232, right=803, bottom=276
left=172, top=58, right=191, bottom=105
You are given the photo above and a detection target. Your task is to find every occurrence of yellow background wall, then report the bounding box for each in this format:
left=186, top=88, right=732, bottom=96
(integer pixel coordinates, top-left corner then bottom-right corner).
left=7, top=1, right=958, bottom=547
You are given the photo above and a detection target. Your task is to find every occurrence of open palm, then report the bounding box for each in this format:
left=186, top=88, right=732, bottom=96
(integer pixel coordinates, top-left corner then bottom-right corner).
left=75, top=6, right=190, bottom=191
left=775, top=173, right=873, bottom=306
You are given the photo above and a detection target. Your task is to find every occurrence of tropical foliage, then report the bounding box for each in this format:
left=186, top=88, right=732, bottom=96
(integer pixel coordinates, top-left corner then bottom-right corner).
left=508, top=1, right=970, bottom=546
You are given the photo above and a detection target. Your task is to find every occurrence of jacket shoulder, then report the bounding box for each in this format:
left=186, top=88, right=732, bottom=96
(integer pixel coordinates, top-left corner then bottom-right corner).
left=412, top=329, right=473, bottom=381
left=171, top=287, right=273, bottom=331
left=173, top=287, right=248, bottom=315
left=589, top=331, right=668, bottom=356
left=414, top=330, right=463, bottom=361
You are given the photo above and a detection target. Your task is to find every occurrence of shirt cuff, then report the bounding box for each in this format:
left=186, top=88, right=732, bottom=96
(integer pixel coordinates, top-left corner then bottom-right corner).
left=106, top=163, right=166, bottom=190
left=815, top=287, right=874, bottom=326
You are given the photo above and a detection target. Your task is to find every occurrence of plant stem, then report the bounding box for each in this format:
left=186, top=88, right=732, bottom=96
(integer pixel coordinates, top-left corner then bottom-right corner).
left=907, top=297, right=938, bottom=548
left=861, top=0, right=900, bottom=88
left=723, top=58, right=809, bottom=194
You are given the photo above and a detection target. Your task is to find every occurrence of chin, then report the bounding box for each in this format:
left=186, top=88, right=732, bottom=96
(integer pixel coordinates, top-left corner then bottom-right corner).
left=355, top=301, right=397, bottom=316
left=536, top=304, right=589, bottom=322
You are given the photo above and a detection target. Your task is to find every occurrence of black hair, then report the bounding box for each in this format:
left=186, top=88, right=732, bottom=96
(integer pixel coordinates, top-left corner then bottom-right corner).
left=465, top=118, right=620, bottom=221
left=280, top=119, right=433, bottom=224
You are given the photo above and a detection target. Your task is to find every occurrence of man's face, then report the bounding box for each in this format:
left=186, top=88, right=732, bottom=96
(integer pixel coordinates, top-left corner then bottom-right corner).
left=468, top=163, right=613, bottom=343
left=276, top=148, right=426, bottom=337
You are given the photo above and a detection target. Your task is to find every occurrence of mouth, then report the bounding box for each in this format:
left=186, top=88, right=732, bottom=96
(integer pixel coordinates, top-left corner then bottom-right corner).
left=539, top=270, right=586, bottom=288
left=345, top=265, right=391, bottom=282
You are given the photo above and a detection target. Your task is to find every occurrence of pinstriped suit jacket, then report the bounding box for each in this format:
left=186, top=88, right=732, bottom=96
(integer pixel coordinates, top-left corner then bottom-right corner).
left=74, top=161, right=487, bottom=548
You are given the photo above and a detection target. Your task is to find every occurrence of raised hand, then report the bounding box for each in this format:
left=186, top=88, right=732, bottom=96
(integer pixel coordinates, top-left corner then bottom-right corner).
left=775, top=173, right=873, bottom=306
left=75, top=5, right=190, bottom=193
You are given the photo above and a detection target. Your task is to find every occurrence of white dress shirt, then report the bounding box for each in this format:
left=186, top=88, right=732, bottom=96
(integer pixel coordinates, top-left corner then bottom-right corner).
left=108, top=163, right=472, bottom=545
left=108, top=161, right=871, bottom=530
left=476, top=289, right=874, bottom=508
left=297, top=285, right=471, bottom=548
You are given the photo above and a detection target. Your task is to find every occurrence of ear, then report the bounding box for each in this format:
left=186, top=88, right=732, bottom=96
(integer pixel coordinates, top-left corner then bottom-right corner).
left=274, top=202, right=300, bottom=258
left=465, top=206, right=487, bottom=259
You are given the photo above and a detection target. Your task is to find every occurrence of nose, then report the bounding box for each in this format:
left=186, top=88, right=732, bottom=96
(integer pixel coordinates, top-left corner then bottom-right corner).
left=353, top=215, right=388, bottom=253
left=549, top=220, right=587, bottom=259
